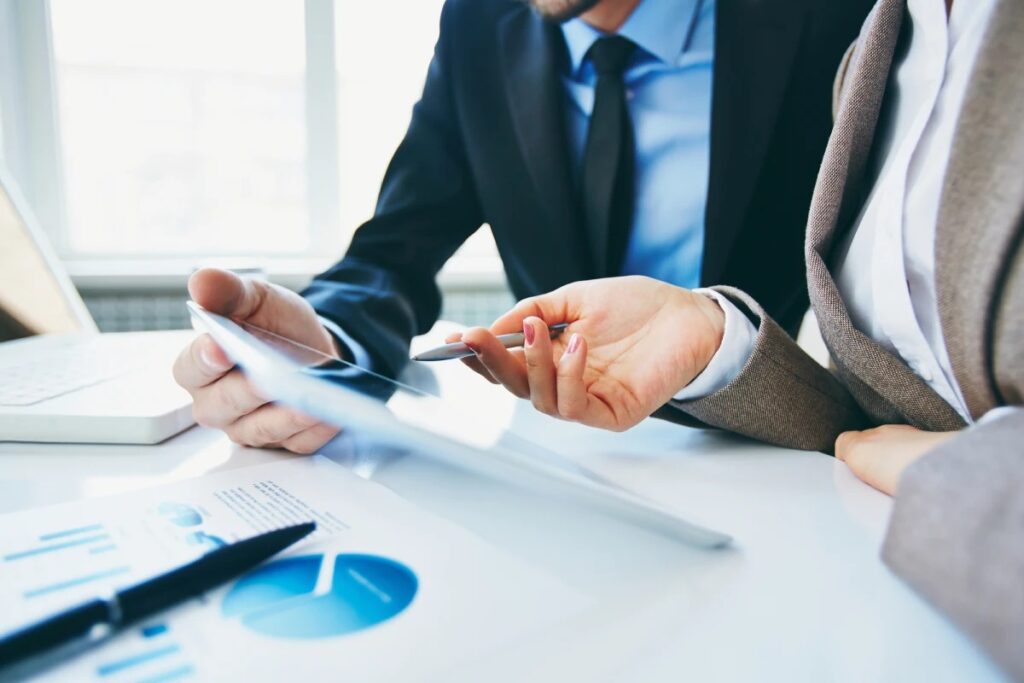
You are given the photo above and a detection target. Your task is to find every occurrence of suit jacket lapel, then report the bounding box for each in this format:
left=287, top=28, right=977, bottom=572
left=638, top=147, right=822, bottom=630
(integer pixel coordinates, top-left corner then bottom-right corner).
left=498, top=7, right=593, bottom=280
left=805, top=0, right=966, bottom=431
left=701, top=0, right=805, bottom=284
left=936, top=0, right=1024, bottom=418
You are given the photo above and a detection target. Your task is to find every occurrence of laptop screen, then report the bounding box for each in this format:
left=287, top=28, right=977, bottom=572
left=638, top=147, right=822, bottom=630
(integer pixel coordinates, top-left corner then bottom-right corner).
left=0, top=180, right=84, bottom=341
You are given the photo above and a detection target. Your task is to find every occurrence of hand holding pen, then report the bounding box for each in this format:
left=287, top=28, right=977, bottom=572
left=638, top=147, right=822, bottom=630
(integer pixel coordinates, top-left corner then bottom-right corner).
left=430, top=277, right=726, bottom=432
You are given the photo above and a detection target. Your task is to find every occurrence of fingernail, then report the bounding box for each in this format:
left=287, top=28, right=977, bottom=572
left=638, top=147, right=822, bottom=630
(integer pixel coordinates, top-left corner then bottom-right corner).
left=523, top=321, right=535, bottom=346
left=567, top=333, right=581, bottom=354
left=200, top=345, right=228, bottom=371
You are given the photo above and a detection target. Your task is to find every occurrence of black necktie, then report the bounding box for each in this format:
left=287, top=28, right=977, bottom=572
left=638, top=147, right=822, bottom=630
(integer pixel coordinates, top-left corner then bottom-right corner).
left=581, top=36, right=636, bottom=277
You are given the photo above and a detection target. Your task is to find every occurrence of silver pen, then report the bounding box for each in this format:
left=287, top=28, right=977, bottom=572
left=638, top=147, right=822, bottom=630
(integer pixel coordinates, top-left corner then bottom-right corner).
left=412, top=323, right=569, bottom=362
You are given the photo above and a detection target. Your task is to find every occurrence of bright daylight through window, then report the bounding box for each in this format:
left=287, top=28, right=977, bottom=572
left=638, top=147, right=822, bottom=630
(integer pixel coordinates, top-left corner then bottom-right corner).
left=45, top=0, right=497, bottom=270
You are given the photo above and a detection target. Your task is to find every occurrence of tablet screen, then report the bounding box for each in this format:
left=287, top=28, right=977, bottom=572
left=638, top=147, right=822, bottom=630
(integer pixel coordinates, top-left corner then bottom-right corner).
left=187, top=302, right=731, bottom=547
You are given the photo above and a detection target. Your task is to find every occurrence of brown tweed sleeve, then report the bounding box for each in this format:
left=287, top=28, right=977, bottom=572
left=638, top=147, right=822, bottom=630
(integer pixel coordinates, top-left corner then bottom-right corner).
left=882, top=409, right=1024, bottom=681
left=666, top=286, right=869, bottom=453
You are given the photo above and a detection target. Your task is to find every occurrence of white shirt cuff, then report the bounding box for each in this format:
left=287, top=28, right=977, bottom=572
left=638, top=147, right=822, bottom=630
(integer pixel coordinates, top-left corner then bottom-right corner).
left=673, top=289, right=758, bottom=401
left=317, top=316, right=373, bottom=369
left=977, top=405, right=1023, bottom=426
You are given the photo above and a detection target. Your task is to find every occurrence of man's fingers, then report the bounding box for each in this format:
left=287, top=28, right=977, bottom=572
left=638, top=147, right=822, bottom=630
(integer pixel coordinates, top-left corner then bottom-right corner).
left=461, top=327, right=530, bottom=397
left=173, top=334, right=234, bottom=392
left=223, top=403, right=321, bottom=449
left=188, top=267, right=269, bottom=320
left=192, top=369, right=269, bottom=428
left=280, top=423, right=342, bottom=455
left=522, top=317, right=558, bottom=415
left=556, top=333, right=590, bottom=421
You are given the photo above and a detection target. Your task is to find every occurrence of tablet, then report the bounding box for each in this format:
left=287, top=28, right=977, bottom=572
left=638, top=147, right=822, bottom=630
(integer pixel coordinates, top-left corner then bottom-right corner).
left=187, top=302, right=731, bottom=548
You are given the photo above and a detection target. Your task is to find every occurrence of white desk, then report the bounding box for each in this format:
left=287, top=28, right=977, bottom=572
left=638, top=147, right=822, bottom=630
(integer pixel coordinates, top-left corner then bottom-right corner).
left=0, top=327, right=1005, bottom=682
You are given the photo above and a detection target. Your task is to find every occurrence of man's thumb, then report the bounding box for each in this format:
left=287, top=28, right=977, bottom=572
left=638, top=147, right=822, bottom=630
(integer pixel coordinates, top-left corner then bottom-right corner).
left=188, top=268, right=265, bottom=320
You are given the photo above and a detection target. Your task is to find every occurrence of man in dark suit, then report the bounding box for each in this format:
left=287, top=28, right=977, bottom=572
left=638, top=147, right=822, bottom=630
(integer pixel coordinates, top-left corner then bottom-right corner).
left=173, top=0, right=873, bottom=454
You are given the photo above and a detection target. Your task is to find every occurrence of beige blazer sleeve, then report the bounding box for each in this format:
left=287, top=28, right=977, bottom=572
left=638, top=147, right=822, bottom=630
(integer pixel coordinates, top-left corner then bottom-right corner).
left=668, top=286, right=868, bottom=453
left=882, top=409, right=1024, bottom=680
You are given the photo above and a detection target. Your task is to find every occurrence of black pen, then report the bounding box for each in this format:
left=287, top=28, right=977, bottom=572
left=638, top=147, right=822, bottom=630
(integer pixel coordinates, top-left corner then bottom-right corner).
left=0, top=522, right=316, bottom=677
left=412, top=323, right=570, bottom=361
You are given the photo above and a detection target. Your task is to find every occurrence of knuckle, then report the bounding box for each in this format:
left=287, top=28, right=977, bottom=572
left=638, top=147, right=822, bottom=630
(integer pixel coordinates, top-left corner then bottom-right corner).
left=530, top=395, right=555, bottom=417
left=286, top=438, right=319, bottom=455
left=285, top=409, right=314, bottom=434
left=218, top=374, right=257, bottom=418
left=559, top=402, right=582, bottom=421
left=835, top=430, right=858, bottom=450
left=515, top=297, right=537, bottom=312
left=250, top=417, right=280, bottom=446
left=223, top=423, right=247, bottom=446
left=191, top=401, right=217, bottom=427
left=171, top=351, right=188, bottom=385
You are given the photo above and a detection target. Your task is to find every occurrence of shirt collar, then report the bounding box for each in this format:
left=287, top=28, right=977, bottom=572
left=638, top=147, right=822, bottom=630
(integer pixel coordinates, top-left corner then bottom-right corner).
left=560, top=0, right=701, bottom=76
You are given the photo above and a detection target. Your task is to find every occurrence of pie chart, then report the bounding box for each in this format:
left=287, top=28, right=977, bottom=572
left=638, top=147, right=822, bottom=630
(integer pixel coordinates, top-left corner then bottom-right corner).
left=157, top=501, right=202, bottom=527
left=221, top=554, right=417, bottom=639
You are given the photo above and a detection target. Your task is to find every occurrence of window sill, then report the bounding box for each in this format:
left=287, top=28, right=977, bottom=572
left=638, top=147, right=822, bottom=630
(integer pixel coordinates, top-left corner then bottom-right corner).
left=65, top=257, right=509, bottom=293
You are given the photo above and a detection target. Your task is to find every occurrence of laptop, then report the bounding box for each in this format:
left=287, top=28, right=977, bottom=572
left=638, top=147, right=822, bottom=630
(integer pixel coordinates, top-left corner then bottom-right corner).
left=0, top=166, right=194, bottom=444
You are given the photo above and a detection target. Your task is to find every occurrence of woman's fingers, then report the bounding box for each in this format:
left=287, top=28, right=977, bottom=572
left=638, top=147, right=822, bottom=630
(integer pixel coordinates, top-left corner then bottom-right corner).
left=460, top=327, right=530, bottom=398
left=522, top=317, right=558, bottom=415
left=443, top=331, right=498, bottom=383
left=458, top=356, right=499, bottom=383
left=556, top=333, right=589, bottom=421
left=490, top=291, right=572, bottom=336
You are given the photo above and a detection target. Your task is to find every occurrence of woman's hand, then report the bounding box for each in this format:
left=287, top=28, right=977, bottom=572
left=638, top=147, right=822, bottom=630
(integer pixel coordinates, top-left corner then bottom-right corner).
left=449, top=276, right=726, bottom=431
left=835, top=424, right=958, bottom=495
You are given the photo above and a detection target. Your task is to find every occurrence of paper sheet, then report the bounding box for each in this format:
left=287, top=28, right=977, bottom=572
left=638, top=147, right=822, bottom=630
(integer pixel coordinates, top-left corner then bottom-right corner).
left=0, top=457, right=589, bottom=682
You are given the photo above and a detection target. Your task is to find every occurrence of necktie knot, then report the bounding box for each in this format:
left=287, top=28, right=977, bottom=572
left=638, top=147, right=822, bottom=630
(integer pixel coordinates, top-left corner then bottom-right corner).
left=586, top=36, right=635, bottom=76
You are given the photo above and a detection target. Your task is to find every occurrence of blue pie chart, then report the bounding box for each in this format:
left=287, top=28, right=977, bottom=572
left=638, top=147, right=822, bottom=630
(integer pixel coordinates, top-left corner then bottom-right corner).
left=157, top=501, right=202, bottom=527
left=221, top=554, right=417, bottom=639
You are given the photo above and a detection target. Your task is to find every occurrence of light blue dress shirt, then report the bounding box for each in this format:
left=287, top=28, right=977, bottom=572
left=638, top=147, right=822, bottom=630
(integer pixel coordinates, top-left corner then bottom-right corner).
left=560, top=0, right=714, bottom=288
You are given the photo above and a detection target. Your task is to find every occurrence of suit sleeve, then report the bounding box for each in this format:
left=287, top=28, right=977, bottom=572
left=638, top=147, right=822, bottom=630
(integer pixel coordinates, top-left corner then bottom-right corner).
left=881, top=409, right=1024, bottom=681
left=663, top=285, right=870, bottom=452
left=302, top=0, right=483, bottom=377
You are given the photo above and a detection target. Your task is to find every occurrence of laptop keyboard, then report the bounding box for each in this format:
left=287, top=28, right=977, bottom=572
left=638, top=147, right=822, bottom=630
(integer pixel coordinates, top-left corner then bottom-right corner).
left=0, top=338, right=151, bottom=406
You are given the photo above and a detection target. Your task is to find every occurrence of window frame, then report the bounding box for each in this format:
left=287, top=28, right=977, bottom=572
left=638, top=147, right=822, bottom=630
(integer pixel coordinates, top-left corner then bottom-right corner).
left=0, top=0, right=344, bottom=276
left=0, top=0, right=506, bottom=292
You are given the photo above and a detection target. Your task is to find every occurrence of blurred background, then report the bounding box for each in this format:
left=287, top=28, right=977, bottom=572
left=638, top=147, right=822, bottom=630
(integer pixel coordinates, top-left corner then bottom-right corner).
left=0, top=0, right=513, bottom=332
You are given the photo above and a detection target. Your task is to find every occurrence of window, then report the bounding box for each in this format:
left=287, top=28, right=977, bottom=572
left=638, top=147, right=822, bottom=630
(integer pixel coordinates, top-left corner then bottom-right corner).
left=332, top=0, right=500, bottom=275
left=0, top=0, right=501, bottom=279
left=50, top=0, right=312, bottom=258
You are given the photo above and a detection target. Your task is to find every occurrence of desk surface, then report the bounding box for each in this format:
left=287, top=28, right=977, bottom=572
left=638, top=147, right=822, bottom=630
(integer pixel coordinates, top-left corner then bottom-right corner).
left=0, top=327, right=1005, bottom=682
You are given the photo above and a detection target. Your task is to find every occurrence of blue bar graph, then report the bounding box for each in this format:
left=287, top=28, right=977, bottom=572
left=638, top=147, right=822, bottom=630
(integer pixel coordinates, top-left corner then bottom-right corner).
left=4, top=533, right=111, bottom=561
left=38, top=523, right=104, bottom=541
left=136, top=664, right=195, bottom=683
left=23, top=565, right=131, bottom=599
left=141, top=623, right=169, bottom=638
left=95, top=643, right=181, bottom=676
left=89, top=544, right=118, bottom=555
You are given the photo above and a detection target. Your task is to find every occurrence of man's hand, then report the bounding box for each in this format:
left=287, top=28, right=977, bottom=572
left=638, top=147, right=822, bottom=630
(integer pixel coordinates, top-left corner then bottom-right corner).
left=449, top=276, right=726, bottom=431
left=835, top=424, right=958, bottom=495
left=172, top=267, right=341, bottom=453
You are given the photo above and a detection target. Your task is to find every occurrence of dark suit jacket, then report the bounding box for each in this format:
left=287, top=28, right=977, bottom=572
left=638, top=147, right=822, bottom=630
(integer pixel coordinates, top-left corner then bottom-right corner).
left=303, top=0, right=874, bottom=377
